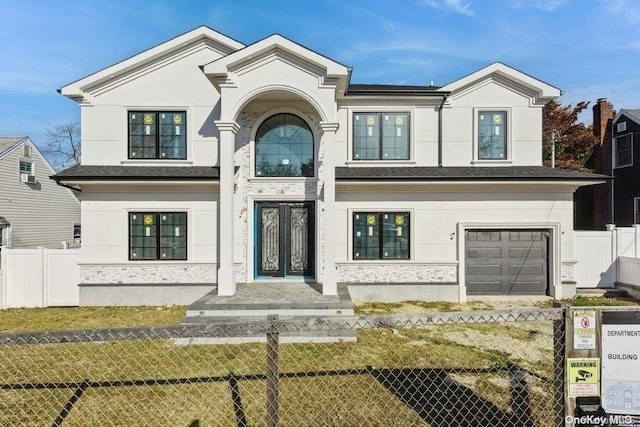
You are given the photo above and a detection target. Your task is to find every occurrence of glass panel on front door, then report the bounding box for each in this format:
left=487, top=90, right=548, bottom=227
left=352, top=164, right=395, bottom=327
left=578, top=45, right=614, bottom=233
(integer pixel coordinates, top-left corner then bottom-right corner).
left=257, top=202, right=314, bottom=277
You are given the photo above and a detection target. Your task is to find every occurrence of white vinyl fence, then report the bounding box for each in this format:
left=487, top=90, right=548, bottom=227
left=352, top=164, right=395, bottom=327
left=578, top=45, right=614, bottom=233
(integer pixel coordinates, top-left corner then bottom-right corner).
left=573, top=226, right=640, bottom=288
left=0, top=247, right=80, bottom=309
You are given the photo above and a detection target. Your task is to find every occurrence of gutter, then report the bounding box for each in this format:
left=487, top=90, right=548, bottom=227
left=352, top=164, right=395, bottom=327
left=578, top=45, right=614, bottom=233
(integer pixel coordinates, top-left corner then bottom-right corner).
left=53, top=180, right=82, bottom=192
left=437, top=94, right=449, bottom=167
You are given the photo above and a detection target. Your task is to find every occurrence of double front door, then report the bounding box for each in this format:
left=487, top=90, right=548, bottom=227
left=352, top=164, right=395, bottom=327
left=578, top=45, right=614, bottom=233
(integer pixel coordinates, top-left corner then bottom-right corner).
left=256, top=202, right=314, bottom=277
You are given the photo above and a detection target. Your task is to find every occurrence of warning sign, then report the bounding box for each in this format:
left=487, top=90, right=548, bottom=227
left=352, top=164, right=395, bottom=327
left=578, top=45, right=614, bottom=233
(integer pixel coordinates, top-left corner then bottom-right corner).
left=568, top=358, right=600, bottom=397
left=573, top=309, right=597, bottom=350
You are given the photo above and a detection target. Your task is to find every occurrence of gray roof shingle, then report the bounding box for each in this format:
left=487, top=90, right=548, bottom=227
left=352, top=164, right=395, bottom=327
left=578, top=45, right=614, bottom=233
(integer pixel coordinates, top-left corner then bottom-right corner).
left=346, top=84, right=445, bottom=96
left=0, top=136, right=27, bottom=157
left=336, top=166, right=609, bottom=181
left=51, top=165, right=220, bottom=181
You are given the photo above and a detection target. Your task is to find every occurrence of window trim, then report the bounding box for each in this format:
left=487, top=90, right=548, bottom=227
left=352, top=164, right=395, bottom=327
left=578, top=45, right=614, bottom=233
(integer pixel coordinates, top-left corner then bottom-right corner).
left=347, top=108, right=415, bottom=163
left=128, top=212, right=188, bottom=261
left=351, top=111, right=411, bottom=161
left=351, top=211, right=411, bottom=261
left=614, top=133, right=633, bottom=169
left=473, top=108, right=511, bottom=163
left=127, top=110, right=187, bottom=160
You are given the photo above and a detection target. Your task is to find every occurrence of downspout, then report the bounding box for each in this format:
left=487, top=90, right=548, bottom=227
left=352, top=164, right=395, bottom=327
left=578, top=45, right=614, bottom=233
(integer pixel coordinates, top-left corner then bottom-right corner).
left=437, top=94, right=449, bottom=167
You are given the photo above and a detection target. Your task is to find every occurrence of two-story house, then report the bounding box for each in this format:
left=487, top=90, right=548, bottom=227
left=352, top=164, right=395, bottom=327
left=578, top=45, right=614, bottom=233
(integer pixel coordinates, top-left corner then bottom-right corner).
left=1, top=136, right=80, bottom=250
left=577, top=99, right=640, bottom=229
left=52, top=26, right=605, bottom=306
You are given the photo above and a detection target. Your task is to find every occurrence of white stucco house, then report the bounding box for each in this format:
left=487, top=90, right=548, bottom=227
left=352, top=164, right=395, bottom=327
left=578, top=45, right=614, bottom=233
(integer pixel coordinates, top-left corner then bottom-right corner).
left=52, top=26, right=605, bottom=306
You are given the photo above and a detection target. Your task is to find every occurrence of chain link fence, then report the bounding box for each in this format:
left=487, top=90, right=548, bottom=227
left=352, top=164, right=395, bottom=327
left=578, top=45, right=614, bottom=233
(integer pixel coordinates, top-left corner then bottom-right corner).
left=1, top=309, right=565, bottom=426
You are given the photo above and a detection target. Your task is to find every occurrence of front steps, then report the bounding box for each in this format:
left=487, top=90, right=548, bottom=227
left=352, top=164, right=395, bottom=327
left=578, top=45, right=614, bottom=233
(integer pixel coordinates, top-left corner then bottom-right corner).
left=179, top=282, right=356, bottom=343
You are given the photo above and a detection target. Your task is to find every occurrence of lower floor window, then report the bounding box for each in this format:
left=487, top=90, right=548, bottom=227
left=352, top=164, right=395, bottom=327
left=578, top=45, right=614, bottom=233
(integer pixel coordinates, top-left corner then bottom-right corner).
left=129, top=212, right=187, bottom=260
left=353, top=212, right=409, bottom=260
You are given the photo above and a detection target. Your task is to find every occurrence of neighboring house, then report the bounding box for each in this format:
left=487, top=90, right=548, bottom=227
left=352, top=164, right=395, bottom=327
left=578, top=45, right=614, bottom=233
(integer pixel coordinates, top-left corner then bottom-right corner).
left=0, top=136, right=81, bottom=249
left=52, top=26, right=605, bottom=306
left=576, top=99, right=640, bottom=229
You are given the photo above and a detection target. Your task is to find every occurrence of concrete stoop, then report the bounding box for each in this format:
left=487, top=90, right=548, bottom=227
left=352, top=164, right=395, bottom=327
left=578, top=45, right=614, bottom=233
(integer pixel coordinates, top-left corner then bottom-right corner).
left=179, top=282, right=356, bottom=343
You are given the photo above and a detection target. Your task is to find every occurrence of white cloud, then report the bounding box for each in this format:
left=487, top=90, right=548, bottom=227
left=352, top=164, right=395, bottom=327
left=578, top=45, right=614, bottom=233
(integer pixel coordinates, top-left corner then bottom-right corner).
left=605, top=0, right=640, bottom=24
left=511, top=0, right=569, bottom=11
left=420, top=0, right=475, bottom=16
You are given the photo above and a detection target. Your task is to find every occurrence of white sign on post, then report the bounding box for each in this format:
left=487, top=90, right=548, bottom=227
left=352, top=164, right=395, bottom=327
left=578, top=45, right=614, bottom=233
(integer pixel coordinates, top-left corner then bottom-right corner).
left=602, top=323, right=640, bottom=415
left=573, top=309, right=597, bottom=350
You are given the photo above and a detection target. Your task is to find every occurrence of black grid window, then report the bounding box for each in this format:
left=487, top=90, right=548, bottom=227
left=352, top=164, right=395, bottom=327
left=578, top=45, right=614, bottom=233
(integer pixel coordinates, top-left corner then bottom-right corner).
left=353, top=113, right=409, bottom=160
left=129, top=112, right=186, bottom=159
left=353, top=212, right=409, bottom=260
left=478, top=111, right=507, bottom=160
left=129, top=212, right=187, bottom=260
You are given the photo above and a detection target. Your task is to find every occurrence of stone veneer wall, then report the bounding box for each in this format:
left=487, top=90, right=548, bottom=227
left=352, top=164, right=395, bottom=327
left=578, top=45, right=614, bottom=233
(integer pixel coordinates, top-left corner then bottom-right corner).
left=80, top=264, right=217, bottom=284
left=337, top=263, right=457, bottom=283
left=235, top=109, right=324, bottom=283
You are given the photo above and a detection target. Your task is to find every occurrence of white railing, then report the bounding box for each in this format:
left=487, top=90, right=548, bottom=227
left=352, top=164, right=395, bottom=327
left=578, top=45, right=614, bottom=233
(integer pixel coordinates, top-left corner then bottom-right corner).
left=0, top=247, right=80, bottom=309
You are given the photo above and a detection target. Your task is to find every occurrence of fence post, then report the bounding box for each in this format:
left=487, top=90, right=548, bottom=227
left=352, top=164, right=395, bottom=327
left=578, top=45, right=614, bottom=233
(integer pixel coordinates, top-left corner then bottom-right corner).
left=266, top=314, right=280, bottom=427
left=553, top=302, right=567, bottom=427
left=606, top=224, right=617, bottom=286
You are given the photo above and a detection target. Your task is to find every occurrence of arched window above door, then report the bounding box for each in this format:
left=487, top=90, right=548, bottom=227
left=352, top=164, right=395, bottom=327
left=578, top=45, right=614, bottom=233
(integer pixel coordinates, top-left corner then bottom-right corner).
left=255, top=113, right=314, bottom=177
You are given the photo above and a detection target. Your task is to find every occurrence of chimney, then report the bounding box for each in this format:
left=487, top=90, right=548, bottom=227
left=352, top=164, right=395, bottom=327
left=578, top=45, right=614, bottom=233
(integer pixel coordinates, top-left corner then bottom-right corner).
left=593, top=98, right=613, bottom=145
left=592, top=97, right=614, bottom=229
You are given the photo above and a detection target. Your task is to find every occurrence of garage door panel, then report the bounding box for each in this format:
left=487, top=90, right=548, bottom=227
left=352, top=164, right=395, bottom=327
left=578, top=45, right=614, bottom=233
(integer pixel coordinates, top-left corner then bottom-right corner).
left=467, top=264, right=502, bottom=275
left=509, top=247, right=544, bottom=258
left=467, top=247, right=502, bottom=259
left=466, top=229, right=548, bottom=296
left=509, top=264, right=544, bottom=275
left=467, top=281, right=502, bottom=294
left=506, top=281, right=546, bottom=294
left=509, top=231, right=545, bottom=241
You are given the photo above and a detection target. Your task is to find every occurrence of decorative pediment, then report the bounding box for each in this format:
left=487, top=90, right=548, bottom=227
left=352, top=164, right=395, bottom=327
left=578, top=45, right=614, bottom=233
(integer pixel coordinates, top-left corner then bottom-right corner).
left=440, top=62, right=561, bottom=106
left=60, top=26, right=244, bottom=102
left=202, top=34, right=349, bottom=92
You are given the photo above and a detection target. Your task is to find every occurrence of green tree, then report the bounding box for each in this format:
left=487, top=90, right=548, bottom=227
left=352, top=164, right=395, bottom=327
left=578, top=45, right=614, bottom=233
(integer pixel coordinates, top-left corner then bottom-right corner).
left=542, top=100, right=598, bottom=171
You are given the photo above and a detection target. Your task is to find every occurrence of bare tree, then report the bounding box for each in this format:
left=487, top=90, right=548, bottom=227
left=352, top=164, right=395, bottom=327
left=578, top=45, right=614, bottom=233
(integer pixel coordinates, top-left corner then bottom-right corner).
left=42, top=122, right=81, bottom=170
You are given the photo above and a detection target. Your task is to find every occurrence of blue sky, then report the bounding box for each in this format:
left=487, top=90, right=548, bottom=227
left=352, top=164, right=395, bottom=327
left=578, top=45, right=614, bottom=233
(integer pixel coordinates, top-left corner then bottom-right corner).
left=2, top=0, right=640, bottom=149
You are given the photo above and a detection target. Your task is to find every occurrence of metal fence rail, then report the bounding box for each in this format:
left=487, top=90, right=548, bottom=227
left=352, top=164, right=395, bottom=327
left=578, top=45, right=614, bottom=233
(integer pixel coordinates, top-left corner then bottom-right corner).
left=1, top=309, right=565, bottom=426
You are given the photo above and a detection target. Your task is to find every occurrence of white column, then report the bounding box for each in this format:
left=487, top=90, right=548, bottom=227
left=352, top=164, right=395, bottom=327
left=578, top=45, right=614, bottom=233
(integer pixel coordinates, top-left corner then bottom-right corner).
left=215, top=120, right=240, bottom=296
left=320, top=121, right=339, bottom=295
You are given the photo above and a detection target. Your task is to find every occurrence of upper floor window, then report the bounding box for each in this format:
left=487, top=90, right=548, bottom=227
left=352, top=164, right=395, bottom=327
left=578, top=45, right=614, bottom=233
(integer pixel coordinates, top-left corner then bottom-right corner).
left=255, top=113, right=314, bottom=177
left=478, top=111, right=507, bottom=160
left=128, top=112, right=186, bottom=160
left=19, top=160, right=33, bottom=175
left=353, top=112, right=409, bottom=160
left=614, top=134, right=633, bottom=168
left=353, top=212, right=410, bottom=260
left=129, top=212, right=187, bottom=260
